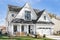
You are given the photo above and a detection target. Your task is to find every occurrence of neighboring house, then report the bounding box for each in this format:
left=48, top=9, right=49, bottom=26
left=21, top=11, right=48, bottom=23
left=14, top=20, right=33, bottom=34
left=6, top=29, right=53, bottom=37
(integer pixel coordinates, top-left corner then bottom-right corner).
left=6, top=3, right=54, bottom=36
left=51, top=18, right=60, bottom=34
left=0, top=26, right=6, bottom=34
left=49, top=13, right=60, bottom=34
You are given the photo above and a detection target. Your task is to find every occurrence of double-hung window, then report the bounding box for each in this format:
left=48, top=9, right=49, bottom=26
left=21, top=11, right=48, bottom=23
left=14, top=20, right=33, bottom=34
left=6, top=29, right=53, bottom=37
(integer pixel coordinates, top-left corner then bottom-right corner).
left=25, top=11, right=31, bottom=21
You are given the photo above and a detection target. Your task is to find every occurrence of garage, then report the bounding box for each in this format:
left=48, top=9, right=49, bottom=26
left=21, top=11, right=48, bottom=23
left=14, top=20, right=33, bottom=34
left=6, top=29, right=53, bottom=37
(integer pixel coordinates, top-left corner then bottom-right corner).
left=42, top=29, right=51, bottom=35
left=37, top=28, right=51, bottom=35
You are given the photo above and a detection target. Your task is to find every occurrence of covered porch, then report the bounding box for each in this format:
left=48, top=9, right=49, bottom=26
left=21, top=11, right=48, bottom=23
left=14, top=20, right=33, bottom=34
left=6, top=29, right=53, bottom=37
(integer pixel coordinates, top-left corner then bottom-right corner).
left=8, top=23, right=36, bottom=36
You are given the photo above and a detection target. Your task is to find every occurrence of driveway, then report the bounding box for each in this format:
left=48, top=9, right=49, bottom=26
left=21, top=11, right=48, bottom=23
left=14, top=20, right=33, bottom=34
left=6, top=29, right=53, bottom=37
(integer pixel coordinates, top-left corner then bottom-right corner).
left=46, top=35, right=60, bottom=40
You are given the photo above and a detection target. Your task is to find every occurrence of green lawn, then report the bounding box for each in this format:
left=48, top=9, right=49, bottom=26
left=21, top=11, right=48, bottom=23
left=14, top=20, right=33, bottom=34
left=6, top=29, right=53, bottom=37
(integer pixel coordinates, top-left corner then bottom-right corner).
left=0, top=36, right=53, bottom=40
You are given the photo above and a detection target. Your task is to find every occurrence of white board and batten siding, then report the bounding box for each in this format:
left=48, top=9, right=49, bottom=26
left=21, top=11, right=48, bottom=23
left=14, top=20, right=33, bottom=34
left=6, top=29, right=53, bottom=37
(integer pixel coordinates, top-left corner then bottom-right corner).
left=36, top=24, right=53, bottom=36
left=16, top=3, right=37, bottom=20
left=37, top=11, right=51, bottom=22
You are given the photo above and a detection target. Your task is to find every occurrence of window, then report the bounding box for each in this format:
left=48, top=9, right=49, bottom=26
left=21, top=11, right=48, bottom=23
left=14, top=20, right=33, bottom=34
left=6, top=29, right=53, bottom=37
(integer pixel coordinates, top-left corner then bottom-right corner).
left=38, top=28, right=51, bottom=29
left=25, top=11, right=31, bottom=20
left=21, top=25, right=24, bottom=32
left=12, top=14, right=14, bottom=17
left=13, top=25, right=17, bottom=32
left=44, top=16, right=46, bottom=20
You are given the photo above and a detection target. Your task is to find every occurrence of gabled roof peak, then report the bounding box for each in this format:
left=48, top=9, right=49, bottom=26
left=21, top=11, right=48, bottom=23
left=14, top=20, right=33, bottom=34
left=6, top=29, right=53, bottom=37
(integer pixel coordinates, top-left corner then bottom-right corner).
left=42, top=9, right=49, bottom=13
left=24, top=2, right=31, bottom=7
left=25, top=2, right=30, bottom=4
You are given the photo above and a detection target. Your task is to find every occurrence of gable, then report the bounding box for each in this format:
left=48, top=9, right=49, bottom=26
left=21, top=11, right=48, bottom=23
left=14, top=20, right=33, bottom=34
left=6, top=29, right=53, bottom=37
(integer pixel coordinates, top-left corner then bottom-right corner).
left=15, top=3, right=37, bottom=20
left=37, top=11, right=52, bottom=22
left=11, top=10, right=54, bottom=24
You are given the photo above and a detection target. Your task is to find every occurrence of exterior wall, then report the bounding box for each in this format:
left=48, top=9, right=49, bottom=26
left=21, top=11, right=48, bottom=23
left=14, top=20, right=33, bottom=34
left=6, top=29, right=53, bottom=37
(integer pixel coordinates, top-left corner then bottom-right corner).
left=6, top=11, right=18, bottom=32
left=16, top=3, right=37, bottom=20
left=37, top=11, right=51, bottom=22
left=8, top=23, right=21, bottom=36
left=7, top=11, right=18, bottom=22
left=8, top=23, right=13, bottom=35
left=5, top=20, right=8, bottom=32
left=36, top=24, right=53, bottom=36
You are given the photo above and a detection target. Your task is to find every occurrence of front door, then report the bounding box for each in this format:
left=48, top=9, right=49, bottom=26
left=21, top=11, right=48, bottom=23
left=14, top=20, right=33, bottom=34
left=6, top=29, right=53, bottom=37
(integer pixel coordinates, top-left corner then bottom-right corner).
left=29, top=25, right=31, bottom=34
left=28, top=25, right=34, bottom=34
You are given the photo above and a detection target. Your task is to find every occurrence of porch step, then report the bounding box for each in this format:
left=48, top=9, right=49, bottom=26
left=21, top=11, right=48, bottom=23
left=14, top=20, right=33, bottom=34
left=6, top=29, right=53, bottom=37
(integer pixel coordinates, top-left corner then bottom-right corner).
left=15, top=32, right=26, bottom=36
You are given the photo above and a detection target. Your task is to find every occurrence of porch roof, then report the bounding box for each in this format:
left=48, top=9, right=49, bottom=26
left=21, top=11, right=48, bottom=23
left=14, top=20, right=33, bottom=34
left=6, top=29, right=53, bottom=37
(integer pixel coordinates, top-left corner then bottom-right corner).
left=11, top=18, right=54, bottom=24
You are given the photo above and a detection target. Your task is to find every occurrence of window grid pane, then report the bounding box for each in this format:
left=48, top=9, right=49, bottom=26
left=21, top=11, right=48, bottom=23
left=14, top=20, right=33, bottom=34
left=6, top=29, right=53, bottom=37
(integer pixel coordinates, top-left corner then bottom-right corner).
left=25, top=11, right=31, bottom=20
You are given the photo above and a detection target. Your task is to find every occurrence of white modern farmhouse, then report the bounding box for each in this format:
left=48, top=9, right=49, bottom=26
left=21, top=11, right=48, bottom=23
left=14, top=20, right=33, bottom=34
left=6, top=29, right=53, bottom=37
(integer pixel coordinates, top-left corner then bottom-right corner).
left=6, top=3, right=54, bottom=36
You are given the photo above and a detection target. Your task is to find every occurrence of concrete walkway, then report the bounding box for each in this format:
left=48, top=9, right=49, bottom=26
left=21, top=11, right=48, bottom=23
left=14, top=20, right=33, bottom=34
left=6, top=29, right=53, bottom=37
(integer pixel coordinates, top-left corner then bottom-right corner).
left=46, top=35, right=60, bottom=40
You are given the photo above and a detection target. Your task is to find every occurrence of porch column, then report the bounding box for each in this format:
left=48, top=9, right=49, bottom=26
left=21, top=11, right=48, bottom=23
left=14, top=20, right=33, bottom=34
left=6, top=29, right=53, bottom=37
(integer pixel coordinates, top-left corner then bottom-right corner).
left=35, top=24, right=36, bottom=35
left=51, top=28, right=54, bottom=35
left=10, top=24, right=13, bottom=35
left=34, top=24, right=36, bottom=34
left=20, top=24, right=21, bottom=32
left=27, top=25, right=28, bottom=34
left=17, top=25, right=20, bottom=32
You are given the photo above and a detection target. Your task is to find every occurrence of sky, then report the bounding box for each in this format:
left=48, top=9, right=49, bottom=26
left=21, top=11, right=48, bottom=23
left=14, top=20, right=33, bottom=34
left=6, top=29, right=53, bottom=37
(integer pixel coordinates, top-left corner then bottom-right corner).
left=0, top=0, right=60, bottom=26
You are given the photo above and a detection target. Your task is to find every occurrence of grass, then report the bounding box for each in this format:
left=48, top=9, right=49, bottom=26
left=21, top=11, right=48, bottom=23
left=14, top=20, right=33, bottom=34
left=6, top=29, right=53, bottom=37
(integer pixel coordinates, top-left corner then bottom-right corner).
left=0, top=35, right=53, bottom=40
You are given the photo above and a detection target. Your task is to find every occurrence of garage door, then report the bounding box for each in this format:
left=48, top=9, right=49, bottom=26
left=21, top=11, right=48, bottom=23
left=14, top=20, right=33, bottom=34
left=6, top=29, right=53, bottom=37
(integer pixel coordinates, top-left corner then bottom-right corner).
left=38, top=28, right=51, bottom=35
left=42, top=29, right=51, bottom=35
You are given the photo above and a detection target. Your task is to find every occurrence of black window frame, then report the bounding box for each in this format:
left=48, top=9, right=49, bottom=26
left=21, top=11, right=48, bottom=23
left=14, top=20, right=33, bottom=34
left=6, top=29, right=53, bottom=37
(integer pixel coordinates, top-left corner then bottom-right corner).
left=13, top=25, right=17, bottom=32
left=44, top=16, right=46, bottom=20
left=25, top=11, right=31, bottom=21
left=21, top=25, right=24, bottom=32
left=12, top=14, right=14, bottom=17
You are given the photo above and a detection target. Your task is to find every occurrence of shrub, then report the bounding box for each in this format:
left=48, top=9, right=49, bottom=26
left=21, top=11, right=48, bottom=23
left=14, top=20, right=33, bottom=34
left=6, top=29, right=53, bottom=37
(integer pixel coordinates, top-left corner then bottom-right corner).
left=35, top=34, right=42, bottom=38
left=43, top=34, right=46, bottom=38
left=35, top=34, right=37, bottom=38
left=27, top=34, right=29, bottom=36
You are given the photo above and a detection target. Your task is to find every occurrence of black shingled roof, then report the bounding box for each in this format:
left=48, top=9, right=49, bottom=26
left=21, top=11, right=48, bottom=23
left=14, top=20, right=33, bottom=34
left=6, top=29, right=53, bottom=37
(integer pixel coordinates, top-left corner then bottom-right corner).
left=8, top=5, right=54, bottom=24
left=8, top=5, right=40, bottom=13
left=12, top=18, right=54, bottom=24
left=8, top=5, right=22, bottom=12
